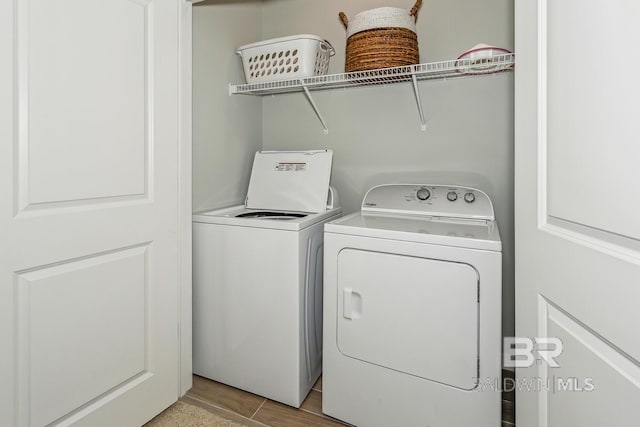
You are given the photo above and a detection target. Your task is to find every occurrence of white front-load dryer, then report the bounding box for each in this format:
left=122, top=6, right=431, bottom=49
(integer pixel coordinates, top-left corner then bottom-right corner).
left=322, top=184, right=502, bottom=427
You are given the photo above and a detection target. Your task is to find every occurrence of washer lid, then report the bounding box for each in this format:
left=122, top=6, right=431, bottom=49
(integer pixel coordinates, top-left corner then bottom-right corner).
left=246, top=150, right=333, bottom=213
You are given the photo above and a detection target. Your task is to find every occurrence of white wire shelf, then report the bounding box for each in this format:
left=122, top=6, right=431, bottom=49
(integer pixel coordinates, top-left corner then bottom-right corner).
left=230, top=53, right=514, bottom=95
left=228, top=53, right=515, bottom=133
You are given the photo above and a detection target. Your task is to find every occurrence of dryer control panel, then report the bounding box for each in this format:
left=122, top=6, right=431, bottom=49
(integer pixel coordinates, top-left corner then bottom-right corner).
left=361, top=184, right=495, bottom=221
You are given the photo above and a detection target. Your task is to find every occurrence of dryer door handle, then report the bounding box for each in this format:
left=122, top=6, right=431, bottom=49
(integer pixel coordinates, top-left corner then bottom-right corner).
left=343, top=288, right=362, bottom=320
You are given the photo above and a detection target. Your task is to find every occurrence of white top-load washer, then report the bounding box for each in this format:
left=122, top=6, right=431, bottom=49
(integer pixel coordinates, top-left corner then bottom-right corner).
left=192, top=150, right=341, bottom=408
left=323, top=184, right=502, bottom=427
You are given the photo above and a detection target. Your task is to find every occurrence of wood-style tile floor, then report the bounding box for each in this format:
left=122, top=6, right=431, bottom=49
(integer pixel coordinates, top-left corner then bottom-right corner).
left=182, top=375, right=344, bottom=427
left=178, top=371, right=516, bottom=427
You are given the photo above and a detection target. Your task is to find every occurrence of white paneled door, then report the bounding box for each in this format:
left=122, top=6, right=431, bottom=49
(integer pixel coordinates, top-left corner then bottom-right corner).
left=515, top=1, right=640, bottom=426
left=1, top=0, right=184, bottom=426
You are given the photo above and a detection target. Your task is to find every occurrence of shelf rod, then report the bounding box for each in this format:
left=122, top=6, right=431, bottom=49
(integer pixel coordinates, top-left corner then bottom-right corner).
left=300, top=80, right=329, bottom=135
left=411, top=73, right=427, bottom=131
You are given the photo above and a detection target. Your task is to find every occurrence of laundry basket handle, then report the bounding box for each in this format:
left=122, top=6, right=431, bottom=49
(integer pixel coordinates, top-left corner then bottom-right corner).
left=338, top=11, right=348, bottom=29
left=409, top=0, right=423, bottom=22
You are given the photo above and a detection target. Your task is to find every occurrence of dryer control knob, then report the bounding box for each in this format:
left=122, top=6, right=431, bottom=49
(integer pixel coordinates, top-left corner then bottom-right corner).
left=447, top=191, right=458, bottom=201
left=416, top=188, right=431, bottom=201
left=464, top=192, right=476, bottom=203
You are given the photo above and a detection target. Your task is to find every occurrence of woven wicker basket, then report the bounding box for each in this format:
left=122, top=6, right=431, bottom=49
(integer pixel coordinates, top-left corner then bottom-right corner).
left=339, top=0, right=422, bottom=72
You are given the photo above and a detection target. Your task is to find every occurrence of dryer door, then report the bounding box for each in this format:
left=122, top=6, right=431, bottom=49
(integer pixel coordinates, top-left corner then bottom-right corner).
left=337, top=248, right=479, bottom=390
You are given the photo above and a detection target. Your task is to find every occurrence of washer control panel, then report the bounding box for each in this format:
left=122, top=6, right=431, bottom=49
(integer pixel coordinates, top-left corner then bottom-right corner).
left=362, top=184, right=495, bottom=221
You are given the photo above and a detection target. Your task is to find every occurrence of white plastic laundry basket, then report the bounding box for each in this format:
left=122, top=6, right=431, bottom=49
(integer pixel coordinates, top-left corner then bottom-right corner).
left=237, top=34, right=335, bottom=84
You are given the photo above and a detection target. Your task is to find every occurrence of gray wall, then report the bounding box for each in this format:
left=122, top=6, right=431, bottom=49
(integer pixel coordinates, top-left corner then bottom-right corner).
left=193, top=0, right=263, bottom=212
left=193, top=0, right=515, bottom=337
left=260, top=0, right=515, bottom=337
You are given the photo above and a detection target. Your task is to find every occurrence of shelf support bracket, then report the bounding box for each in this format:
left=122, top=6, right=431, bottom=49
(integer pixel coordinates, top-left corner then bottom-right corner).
left=411, top=74, right=427, bottom=131
left=300, top=80, right=329, bottom=135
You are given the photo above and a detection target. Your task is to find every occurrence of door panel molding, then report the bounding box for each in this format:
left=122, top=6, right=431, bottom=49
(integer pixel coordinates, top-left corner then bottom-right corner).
left=535, top=0, right=640, bottom=266
left=538, top=295, right=640, bottom=426
left=14, top=244, right=151, bottom=426
left=541, top=0, right=640, bottom=241
left=541, top=297, right=640, bottom=390
left=46, top=371, right=154, bottom=427
left=14, top=0, right=154, bottom=215
left=543, top=217, right=640, bottom=266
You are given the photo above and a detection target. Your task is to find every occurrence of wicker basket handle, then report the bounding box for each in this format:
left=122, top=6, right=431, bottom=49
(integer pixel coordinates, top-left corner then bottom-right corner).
left=340, top=1, right=421, bottom=28
left=338, top=11, right=348, bottom=29
left=409, top=0, right=423, bottom=21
